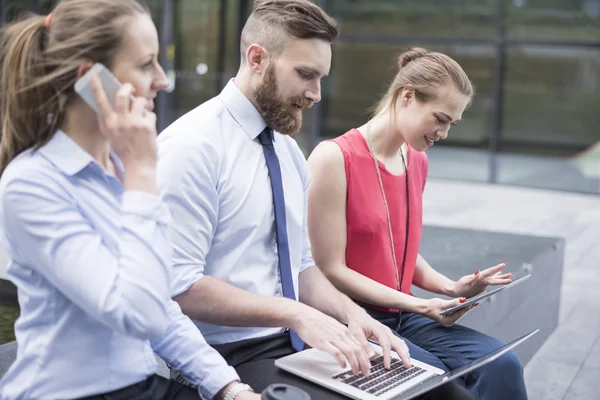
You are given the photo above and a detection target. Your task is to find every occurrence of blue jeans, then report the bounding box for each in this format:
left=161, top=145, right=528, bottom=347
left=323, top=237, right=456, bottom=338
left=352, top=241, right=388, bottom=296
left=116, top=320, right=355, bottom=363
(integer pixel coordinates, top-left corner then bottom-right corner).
left=365, top=308, right=528, bottom=400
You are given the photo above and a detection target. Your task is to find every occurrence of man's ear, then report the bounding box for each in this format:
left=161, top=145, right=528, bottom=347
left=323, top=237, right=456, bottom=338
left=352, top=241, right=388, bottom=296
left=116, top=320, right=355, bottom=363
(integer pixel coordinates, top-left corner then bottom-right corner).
left=246, top=44, right=269, bottom=75
left=76, top=62, right=94, bottom=79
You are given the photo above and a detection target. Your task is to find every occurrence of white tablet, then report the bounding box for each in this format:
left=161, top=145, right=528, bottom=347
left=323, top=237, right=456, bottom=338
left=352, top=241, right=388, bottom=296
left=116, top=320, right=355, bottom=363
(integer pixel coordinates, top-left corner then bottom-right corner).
left=440, top=274, right=532, bottom=316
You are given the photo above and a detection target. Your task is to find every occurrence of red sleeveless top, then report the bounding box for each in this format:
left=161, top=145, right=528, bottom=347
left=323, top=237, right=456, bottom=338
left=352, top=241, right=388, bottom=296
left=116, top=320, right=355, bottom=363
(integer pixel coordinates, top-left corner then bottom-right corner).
left=330, top=129, right=428, bottom=313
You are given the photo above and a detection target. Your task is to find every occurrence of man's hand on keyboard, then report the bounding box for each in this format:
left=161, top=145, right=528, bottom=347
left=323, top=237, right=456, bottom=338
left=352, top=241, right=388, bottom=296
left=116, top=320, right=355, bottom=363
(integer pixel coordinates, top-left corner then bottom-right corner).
left=347, top=309, right=412, bottom=370
left=292, top=303, right=373, bottom=377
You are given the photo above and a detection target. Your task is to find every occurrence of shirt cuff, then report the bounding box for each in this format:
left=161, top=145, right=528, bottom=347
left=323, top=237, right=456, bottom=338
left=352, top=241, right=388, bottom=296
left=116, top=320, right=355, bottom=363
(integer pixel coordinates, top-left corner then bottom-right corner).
left=300, top=258, right=315, bottom=273
left=171, top=267, right=205, bottom=297
left=122, top=191, right=171, bottom=224
left=197, top=365, right=241, bottom=400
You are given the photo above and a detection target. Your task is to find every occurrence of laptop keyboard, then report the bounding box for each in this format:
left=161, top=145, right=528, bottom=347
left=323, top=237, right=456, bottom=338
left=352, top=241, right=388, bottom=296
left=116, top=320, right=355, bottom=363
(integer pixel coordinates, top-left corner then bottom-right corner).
left=332, top=356, right=426, bottom=396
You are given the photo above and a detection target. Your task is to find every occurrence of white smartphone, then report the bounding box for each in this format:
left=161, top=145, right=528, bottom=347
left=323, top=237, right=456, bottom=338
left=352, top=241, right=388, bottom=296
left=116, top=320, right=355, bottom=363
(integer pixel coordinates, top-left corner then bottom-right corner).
left=74, top=63, right=128, bottom=114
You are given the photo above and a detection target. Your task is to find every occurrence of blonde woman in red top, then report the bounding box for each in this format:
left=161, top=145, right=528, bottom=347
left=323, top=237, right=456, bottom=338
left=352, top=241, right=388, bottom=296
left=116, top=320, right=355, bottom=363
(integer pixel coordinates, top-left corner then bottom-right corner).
left=307, top=48, right=527, bottom=400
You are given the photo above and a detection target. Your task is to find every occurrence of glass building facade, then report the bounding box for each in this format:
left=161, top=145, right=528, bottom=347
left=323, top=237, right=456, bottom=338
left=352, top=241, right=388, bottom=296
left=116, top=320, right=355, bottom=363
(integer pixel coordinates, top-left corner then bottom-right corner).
left=2, top=0, right=599, bottom=194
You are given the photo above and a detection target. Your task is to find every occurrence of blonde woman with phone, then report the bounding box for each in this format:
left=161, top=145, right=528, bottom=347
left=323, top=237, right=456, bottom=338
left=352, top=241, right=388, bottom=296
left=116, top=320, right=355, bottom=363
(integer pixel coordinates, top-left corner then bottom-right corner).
left=0, top=1, right=258, bottom=399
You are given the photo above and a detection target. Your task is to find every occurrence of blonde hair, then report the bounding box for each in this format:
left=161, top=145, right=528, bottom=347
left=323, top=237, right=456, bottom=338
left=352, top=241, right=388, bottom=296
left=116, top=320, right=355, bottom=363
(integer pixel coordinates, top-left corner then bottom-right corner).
left=374, top=47, right=474, bottom=118
left=0, top=0, right=148, bottom=175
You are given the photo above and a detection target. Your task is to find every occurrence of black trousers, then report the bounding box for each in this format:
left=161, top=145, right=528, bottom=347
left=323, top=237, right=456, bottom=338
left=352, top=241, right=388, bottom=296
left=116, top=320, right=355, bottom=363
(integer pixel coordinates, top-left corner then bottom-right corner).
left=207, top=332, right=473, bottom=400
left=79, top=375, right=200, bottom=400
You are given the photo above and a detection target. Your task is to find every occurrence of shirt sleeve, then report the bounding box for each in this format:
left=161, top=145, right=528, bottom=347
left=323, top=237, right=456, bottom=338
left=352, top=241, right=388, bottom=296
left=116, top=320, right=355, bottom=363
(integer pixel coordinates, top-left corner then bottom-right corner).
left=300, top=154, right=315, bottom=273
left=151, top=300, right=240, bottom=400
left=1, top=168, right=173, bottom=339
left=156, top=137, right=220, bottom=296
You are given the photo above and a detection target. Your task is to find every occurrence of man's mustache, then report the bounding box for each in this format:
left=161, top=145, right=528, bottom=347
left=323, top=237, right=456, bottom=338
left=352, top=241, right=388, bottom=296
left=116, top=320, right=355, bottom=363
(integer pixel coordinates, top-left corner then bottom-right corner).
left=289, top=97, right=314, bottom=109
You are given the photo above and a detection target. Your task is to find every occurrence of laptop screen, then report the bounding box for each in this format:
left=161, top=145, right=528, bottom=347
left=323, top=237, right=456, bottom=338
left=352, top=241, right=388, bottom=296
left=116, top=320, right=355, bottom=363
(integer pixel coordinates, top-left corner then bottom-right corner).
left=393, top=329, right=539, bottom=400
left=439, top=329, right=538, bottom=382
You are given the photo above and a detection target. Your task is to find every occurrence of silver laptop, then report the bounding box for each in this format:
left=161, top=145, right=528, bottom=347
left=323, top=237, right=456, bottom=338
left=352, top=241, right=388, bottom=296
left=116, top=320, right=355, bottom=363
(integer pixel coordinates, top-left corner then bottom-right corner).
left=275, top=329, right=539, bottom=400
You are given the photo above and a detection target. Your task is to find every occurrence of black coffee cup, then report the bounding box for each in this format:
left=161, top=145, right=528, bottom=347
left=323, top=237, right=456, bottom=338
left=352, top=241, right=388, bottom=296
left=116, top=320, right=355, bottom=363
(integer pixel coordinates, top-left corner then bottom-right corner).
left=261, top=384, right=311, bottom=400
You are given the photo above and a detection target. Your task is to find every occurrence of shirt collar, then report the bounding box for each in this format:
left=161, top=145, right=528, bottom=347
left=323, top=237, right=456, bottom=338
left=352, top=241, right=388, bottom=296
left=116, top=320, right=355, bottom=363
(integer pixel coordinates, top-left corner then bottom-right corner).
left=39, top=130, right=95, bottom=176
left=220, top=78, right=268, bottom=141
left=39, top=130, right=125, bottom=177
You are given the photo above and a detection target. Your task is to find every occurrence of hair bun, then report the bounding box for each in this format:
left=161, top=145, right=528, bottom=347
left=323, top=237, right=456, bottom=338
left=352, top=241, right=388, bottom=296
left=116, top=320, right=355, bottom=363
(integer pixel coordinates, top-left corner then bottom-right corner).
left=398, top=48, right=428, bottom=69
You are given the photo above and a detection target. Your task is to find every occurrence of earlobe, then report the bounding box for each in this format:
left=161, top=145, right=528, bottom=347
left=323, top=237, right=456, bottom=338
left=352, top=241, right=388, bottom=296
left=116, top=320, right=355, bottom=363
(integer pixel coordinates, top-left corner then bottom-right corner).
left=77, top=62, right=93, bottom=79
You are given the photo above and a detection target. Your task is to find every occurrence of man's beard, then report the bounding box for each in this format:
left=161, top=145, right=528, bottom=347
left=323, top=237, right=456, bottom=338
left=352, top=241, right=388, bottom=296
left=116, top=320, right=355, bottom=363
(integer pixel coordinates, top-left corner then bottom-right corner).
left=254, top=64, right=313, bottom=135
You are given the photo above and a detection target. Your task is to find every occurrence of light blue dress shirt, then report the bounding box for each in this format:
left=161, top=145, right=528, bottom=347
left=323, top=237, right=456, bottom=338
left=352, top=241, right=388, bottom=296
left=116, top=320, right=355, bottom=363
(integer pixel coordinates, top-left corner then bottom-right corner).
left=0, top=131, right=238, bottom=400
left=157, top=79, right=314, bottom=345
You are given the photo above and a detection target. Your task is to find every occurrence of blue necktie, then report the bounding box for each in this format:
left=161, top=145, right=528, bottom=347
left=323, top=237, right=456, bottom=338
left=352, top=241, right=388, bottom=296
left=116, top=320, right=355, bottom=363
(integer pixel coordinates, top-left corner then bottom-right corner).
left=258, top=127, right=305, bottom=352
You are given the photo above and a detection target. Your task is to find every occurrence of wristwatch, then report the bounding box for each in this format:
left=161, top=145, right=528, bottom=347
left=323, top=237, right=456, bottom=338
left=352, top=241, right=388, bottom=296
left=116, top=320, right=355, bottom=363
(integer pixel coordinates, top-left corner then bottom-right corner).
left=223, top=383, right=254, bottom=400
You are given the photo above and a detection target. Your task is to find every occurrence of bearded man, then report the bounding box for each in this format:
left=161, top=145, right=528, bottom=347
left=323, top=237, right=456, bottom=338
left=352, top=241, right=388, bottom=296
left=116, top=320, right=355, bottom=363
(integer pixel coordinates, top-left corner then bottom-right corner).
left=155, top=2, right=467, bottom=399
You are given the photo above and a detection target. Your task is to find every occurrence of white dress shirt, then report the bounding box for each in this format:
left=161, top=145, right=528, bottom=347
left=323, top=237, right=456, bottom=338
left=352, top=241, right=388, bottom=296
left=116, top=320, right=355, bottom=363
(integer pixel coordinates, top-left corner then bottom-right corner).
left=0, top=131, right=238, bottom=400
left=157, top=79, right=314, bottom=345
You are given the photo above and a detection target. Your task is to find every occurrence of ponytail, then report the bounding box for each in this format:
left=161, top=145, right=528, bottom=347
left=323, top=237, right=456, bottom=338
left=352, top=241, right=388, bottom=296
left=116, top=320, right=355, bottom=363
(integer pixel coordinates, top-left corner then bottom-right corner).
left=372, top=47, right=474, bottom=120
left=0, top=0, right=148, bottom=176
left=0, top=14, right=66, bottom=175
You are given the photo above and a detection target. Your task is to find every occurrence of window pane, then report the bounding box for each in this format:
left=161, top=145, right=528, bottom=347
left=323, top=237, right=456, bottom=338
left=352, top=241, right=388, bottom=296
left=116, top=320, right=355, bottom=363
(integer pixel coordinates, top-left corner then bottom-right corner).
left=320, top=42, right=495, bottom=182
left=145, top=0, right=163, bottom=23
left=323, top=42, right=495, bottom=145
left=498, top=44, right=600, bottom=193
left=171, top=0, right=223, bottom=119
left=507, top=0, right=600, bottom=42
left=166, top=0, right=243, bottom=121
left=37, top=0, right=57, bottom=14
left=327, top=0, right=499, bottom=38
left=502, top=45, right=600, bottom=149
left=2, top=0, right=31, bottom=22
left=294, top=105, right=317, bottom=156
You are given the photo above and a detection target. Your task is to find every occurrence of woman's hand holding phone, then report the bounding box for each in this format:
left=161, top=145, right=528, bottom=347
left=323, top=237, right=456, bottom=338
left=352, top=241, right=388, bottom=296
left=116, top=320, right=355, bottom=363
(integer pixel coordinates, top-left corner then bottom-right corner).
left=90, top=73, right=158, bottom=194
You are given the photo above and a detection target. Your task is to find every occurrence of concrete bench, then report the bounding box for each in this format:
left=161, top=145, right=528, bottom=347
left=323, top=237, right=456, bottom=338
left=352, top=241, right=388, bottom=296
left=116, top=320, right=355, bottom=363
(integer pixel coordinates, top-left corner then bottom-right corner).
left=0, top=225, right=564, bottom=378
left=0, top=340, right=16, bottom=379
left=417, top=225, right=564, bottom=366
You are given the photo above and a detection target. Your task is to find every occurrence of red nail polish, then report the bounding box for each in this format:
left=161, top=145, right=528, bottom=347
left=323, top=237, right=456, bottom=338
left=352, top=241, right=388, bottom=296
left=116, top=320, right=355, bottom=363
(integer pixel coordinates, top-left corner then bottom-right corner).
left=474, top=270, right=480, bottom=276
left=460, top=298, right=466, bottom=303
